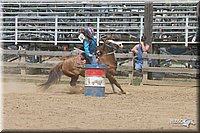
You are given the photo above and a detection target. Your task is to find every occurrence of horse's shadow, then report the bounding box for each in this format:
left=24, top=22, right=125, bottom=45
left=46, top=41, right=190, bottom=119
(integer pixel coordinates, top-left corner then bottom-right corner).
left=38, top=86, right=122, bottom=96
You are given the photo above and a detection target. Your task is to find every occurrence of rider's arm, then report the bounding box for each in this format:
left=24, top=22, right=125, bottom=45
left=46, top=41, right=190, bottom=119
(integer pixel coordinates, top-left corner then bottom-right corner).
left=83, top=41, right=91, bottom=56
left=141, top=42, right=150, bottom=52
left=131, top=44, right=139, bottom=54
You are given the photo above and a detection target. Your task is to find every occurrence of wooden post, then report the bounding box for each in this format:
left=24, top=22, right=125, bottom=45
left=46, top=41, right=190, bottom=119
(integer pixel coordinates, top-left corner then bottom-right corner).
left=197, top=1, right=200, bottom=42
left=19, top=48, right=26, bottom=76
left=144, top=1, right=153, bottom=51
left=129, top=52, right=134, bottom=85
left=144, top=1, right=153, bottom=80
left=142, top=52, right=148, bottom=83
left=197, top=1, right=200, bottom=55
left=197, top=1, right=200, bottom=17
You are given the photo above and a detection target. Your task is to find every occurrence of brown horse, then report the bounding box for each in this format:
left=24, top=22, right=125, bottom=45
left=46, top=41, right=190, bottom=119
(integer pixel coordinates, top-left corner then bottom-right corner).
left=39, top=33, right=126, bottom=94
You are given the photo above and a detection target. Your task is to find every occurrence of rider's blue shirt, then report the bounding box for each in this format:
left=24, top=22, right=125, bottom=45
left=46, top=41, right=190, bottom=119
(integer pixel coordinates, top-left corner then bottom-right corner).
left=84, top=35, right=96, bottom=57
left=83, top=34, right=97, bottom=64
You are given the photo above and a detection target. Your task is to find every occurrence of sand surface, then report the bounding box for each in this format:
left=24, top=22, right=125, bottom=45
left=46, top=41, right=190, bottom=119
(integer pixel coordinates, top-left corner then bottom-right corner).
left=2, top=79, right=198, bottom=131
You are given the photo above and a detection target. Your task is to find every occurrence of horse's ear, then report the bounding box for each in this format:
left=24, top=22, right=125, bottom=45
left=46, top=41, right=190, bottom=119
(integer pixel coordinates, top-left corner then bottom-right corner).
left=79, top=27, right=85, bottom=34
left=82, top=28, right=86, bottom=33
left=100, top=38, right=106, bottom=43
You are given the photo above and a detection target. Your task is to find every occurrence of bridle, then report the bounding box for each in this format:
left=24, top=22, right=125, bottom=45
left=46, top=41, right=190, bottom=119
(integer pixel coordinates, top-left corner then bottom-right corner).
left=105, top=51, right=115, bottom=55
left=98, top=43, right=117, bottom=56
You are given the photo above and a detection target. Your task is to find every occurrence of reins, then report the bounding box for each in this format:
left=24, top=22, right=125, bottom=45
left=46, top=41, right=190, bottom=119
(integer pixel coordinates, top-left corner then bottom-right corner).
left=101, top=43, right=116, bottom=56
left=101, top=51, right=115, bottom=56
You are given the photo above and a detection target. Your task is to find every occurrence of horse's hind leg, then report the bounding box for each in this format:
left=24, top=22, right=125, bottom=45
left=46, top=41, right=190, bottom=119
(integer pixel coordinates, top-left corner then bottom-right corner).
left=70, top=76, right=79, bottom=86
left=111, top=84, right=117, bottom=93
left=107, top=74, right=126, bottom=94
left=69, top=75, right=84, bottom=94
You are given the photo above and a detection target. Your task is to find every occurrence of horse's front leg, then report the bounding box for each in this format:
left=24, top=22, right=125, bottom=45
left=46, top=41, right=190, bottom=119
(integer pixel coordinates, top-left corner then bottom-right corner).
left=106, top=73, right=126, bottom=94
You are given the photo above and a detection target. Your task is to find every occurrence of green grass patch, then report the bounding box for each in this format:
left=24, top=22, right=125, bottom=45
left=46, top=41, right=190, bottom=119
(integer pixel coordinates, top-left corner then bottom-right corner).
left=132, top=77, right=142, bottom=86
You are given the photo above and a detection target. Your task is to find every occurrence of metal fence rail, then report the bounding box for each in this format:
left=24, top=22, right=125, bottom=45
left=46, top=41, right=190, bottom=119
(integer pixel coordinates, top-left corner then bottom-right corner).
left=1, top=1, right=198, bottom=47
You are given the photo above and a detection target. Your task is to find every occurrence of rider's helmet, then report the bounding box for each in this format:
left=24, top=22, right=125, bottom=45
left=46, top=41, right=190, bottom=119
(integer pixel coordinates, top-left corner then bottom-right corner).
left=86, top=27, right=94, bottom=36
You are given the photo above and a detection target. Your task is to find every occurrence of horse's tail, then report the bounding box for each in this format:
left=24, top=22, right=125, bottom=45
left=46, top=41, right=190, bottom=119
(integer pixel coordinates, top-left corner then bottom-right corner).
left=39, top=62, right=63, bottom=91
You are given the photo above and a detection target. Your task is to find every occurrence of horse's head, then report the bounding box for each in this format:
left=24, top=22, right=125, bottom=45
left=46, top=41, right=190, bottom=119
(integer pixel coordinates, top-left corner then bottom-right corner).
left=100, top=34, right=123, bottom=48
left=106, top=40, right=123, bottom=49
left=96, top=41, right=122, bottom=56
left=97, top=34, right=123, bottom=56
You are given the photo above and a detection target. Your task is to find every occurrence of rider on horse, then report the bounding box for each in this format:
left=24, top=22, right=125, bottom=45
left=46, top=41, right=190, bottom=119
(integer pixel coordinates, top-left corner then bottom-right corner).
left=82, top=24, right=97, bottom=64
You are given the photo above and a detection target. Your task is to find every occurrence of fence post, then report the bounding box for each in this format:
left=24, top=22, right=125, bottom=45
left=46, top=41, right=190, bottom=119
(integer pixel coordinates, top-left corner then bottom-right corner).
left=140, top=16, right=144, bottom=41
left=144, top=1, right=153, bottom=50
left=142, top=52, right=148, bottom=83
left=19, top=48, right=26, bottom=76
left=185, top=17, right=189, bottom=67
left=128, top=52, right=134, bottom=85
left=185, top=17, right=189, bottom=47
left=197, top=1, right=200, bottom=55
left=97, top=17, right=100, bottom=46
left=55, top=15, right=58, bottom=45
left=15, top=16, right=18, bottom=45
left=144, top=1, right=153, bottom=80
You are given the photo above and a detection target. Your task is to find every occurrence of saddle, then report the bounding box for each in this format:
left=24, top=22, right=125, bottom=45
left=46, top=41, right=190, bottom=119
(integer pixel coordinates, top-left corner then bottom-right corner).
left=74, top=55, right=86, bottom=68
left=76, top=52, right=100, bottom=66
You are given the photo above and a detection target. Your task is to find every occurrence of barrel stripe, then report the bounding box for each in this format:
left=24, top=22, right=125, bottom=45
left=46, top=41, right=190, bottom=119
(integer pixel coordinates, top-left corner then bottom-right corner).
left=85, top=69, right=105, bottom=77
left=85, top=77, right=105, bottom=87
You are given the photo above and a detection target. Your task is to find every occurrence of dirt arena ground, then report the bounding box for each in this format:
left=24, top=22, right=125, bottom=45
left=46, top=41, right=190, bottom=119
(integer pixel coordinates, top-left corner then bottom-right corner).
left=2, top=79, right=199, bottom=131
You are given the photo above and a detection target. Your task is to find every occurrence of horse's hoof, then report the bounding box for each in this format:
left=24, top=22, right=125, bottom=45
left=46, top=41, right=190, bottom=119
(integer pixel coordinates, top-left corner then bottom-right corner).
left=125, top=91, right=130, bottom=95
left=113, top=91, right=117, bottom=94
left=117, top=92, right=122, bottom=95
left=119, top=91, right=129, bottom=95
left=122, top=91, right=126, bottom=94
left=117, top=91, right=125, bottom=95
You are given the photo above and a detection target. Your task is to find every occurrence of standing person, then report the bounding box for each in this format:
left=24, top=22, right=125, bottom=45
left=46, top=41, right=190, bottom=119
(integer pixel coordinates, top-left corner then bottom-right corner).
left=83, top=23, right=97, bottom=64
left=131, top=35, right=151, bottom=71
